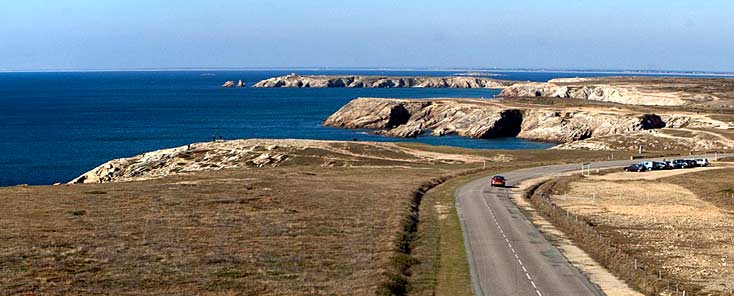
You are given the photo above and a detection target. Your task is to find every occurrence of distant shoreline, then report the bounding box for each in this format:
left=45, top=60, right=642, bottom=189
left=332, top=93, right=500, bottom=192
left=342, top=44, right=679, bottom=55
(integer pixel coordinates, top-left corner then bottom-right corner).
left=2, top=68, right=734, bottom=77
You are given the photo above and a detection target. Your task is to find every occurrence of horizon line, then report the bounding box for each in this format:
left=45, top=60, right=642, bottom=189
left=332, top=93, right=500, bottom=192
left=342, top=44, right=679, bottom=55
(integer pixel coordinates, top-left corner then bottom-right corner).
left=1, top=66, right=734, bottom=76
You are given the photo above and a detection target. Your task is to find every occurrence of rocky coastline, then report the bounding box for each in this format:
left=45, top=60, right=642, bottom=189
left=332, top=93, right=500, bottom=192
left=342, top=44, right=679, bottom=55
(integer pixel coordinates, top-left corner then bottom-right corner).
left=499, top=77, right=734, bottom=107
left=252, top=73, right=514, bottom=88
left=499, top=81, right=685, bottom=106
left=323, top=97, right=733, bottom=148
left=250, top=74, right=734, bottom=108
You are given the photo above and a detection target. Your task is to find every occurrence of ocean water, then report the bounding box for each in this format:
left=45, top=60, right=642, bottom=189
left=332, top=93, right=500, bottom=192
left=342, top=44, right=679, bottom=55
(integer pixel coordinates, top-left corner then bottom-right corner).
left=0, top=70, right=725, bottom=186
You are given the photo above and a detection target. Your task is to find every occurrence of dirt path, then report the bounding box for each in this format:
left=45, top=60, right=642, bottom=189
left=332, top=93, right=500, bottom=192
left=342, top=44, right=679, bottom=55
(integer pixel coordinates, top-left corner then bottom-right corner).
left=679, top=128, right=734, bottom=144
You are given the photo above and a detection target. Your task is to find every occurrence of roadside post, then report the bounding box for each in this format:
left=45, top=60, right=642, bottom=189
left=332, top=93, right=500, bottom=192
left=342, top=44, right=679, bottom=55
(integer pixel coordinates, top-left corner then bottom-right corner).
left=581, top=163, right=591, bottom=176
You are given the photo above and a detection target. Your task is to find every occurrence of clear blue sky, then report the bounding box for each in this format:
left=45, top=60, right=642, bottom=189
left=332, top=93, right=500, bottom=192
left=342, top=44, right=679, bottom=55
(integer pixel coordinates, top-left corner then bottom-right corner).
left=1, top=0, right=733, bottom=71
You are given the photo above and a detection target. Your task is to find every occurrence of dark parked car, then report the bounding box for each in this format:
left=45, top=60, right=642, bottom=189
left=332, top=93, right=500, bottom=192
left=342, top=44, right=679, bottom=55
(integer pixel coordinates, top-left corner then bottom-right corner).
left=652, top=162, right=669, bottom=170
left=684, top=159, right=698, bottom=168
left=490, top=175, right=506, bottom=187
left=624, top=164, right=647, bottom=172
left=673, top=159, right=691, bottom=169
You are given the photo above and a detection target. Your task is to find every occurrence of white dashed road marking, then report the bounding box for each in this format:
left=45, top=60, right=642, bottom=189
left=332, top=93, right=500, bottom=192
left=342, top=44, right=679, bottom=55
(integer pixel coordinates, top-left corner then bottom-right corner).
left=481, top=187, right=543, bottom=296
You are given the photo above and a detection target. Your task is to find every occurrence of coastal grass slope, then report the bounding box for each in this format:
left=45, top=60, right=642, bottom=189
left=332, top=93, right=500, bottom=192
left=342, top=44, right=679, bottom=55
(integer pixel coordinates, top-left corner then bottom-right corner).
left=1, top=139, right=640, bottom=295
left=528, top=164, right=734, bottom=295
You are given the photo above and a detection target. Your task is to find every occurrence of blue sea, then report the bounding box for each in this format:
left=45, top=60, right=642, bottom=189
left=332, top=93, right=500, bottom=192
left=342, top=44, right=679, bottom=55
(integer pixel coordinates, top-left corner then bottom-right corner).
left=0, top=70, right=727, bottom=186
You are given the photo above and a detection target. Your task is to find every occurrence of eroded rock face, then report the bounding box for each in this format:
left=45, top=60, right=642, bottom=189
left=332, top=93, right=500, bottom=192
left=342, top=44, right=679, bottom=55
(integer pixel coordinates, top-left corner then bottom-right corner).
left=517, top=110, right=654, bottom=142
left=324, top=98, right=724, bottom=145
left=500, top=82, right=687, bottom=106
left=252, top=73, right=515, bottom=88
left=323, top=98, right=430, bottom=130
left=325, top=98, right=524, bottom=139
left=552, top=130, right=734, bottom=151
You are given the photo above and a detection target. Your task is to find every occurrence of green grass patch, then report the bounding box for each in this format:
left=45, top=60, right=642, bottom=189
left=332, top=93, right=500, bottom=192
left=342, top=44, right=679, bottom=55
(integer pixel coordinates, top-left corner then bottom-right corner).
left=408, top=173, right=486, bottom=296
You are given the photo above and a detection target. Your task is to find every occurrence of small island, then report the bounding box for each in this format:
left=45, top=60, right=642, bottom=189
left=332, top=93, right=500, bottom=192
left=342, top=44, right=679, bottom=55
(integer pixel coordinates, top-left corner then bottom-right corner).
left=251, top=73, right=515, bottom=88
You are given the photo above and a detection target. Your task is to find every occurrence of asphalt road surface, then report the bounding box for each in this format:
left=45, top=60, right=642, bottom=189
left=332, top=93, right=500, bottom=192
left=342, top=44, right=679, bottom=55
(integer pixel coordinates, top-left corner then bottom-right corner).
left=455, top=155, right=730, bottom=296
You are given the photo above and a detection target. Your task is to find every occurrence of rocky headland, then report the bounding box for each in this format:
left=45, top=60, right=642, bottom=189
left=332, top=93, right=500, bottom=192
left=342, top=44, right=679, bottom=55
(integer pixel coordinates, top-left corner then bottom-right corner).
left=500, top=77, right=734, bottom=107
left=252, top=73, right=514, bottom=88
left=324, top=97, right=733, bottom=150
left=252, top=75, right=734, bottom=108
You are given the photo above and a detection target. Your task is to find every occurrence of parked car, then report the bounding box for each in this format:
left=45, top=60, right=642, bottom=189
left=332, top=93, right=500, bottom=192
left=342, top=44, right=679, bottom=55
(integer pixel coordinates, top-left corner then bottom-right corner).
left=695, top=158, right=710, bottom=167
left=684, top=159, right=698, bottom=168
left=490, top=175, right=506, bottom=187
left=624, top=164, right=647, bottom=172
left=652, top=161, right=669, bottom=170
left=639, top=161, right=654, bottom=171
left=673, top=159, right=691, bottom=169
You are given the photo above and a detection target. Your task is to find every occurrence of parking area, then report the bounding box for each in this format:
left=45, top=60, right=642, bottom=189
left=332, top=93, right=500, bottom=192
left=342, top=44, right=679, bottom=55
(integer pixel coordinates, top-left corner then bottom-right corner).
left=623, top=157, right=713, bottom=173
left=593, top=165, right=729, bottom=181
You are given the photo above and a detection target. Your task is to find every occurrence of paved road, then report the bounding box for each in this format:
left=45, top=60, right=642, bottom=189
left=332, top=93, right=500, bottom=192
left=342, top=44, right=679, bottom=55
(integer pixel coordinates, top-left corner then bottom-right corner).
left=456, top=155, right=730, bottom=296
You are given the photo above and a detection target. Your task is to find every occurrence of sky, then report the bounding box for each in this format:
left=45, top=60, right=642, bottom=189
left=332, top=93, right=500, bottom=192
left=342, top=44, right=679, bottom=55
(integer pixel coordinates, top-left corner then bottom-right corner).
left=1, top=0, right=733, bottom=72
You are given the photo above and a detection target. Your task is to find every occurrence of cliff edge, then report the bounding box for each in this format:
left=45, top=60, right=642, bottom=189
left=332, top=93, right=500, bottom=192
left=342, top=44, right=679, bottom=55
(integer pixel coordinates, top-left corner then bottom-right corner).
left=500, top=77, right=734, bottom=107
left=324, top=97, right=734, bottom=150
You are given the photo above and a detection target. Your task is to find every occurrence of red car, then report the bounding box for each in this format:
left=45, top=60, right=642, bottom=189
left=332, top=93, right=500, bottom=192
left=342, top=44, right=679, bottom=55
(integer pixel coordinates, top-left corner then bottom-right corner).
left=490, top=175, right=506, bottom=187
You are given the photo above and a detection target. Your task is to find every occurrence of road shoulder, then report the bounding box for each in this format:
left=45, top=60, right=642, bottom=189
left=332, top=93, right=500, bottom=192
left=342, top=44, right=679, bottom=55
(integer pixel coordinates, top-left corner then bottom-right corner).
left=409, top=174, right=483, bottom=296
left=513, top=176, right=644, bottom=296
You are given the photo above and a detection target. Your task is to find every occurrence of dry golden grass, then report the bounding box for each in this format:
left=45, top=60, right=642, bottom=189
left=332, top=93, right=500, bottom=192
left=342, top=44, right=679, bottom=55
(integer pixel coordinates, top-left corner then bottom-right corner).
left=663, top=167, right=734, bottom=211
left=0, top=141, right=643, bottom=295
left=532, top=165, right=734, bottom=295
left=0, top=166, right=446, bottom=295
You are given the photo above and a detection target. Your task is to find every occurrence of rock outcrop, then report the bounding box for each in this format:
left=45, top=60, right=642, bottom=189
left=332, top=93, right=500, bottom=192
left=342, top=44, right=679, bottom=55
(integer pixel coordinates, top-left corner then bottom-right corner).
left=552, top=129, right=734, bottom=151
left=500, top=82, right=689, bottom=106
left=252, top=73, right=514, bottom=88
left=496, top=76, right=734, bottom=107
left=70, top=140, right=290, bottom=184
left=324, top=98, right=731, bottom=146
left=69, top=139, right=498, bottom=184
left=222, top=80, right=246, bottom=88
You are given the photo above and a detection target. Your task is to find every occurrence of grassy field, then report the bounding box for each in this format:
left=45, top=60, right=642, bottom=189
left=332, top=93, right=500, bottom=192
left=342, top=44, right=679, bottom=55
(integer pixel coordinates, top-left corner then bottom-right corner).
left=0, top=140, right=647, bottom=295
left=409, top=173, right=479, bottom=296
left=663, top=166, right=734, bottom=211
left=1, top=165, right=446, bottom=295
left=532, top=163, right=734, bottom=295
